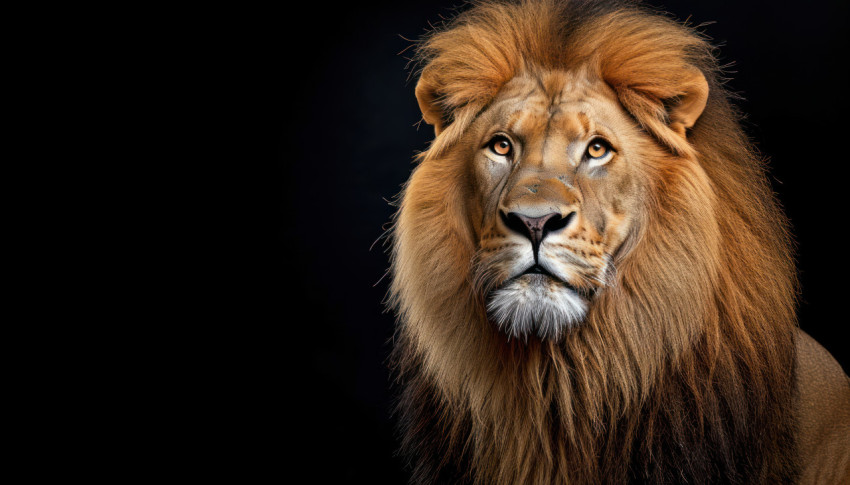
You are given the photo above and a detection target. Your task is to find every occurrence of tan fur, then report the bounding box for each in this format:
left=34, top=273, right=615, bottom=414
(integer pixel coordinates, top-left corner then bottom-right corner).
left=389, top=1, right=848, bottom=483
left=795, top=332, right=850, bottom=484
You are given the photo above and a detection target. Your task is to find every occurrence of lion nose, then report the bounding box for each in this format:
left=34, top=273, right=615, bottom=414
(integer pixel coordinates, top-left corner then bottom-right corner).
left=501, top=211, right=574, bottom=258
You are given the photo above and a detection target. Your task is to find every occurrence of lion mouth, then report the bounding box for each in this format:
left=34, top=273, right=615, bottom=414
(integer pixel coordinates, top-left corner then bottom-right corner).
left=523, top=264, right=555, bottom=277
left=514, top=265, right=588, bottom=298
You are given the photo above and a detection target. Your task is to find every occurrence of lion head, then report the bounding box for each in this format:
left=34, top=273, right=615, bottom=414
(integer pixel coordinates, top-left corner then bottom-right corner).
left=389, top=1, right=798, bottom=483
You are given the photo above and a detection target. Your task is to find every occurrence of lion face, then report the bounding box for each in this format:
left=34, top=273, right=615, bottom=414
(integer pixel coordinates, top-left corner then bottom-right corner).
left=468, top=70, right=649, bottom=339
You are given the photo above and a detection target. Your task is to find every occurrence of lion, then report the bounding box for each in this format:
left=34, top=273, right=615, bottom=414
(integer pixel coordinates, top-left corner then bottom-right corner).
left=388, top=0, right=850, bottom=483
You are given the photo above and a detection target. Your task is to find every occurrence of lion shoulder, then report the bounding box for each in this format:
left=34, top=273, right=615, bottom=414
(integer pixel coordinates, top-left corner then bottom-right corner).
left=795, top=329, right=850, bottom=484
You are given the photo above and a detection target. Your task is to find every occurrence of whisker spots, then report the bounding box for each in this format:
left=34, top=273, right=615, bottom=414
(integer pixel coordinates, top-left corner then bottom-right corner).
left=480, top=242, right=522, bottom=253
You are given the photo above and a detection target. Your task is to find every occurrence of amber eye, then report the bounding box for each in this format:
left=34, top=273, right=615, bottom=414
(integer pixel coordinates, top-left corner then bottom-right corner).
left=489, top=136, right=512, bottom=157
left=586, top=139, right=610, bottom=159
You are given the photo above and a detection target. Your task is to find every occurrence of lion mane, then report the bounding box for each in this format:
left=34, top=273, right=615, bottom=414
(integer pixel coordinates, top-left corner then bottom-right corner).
left=389, top=1, right=799, bottom=483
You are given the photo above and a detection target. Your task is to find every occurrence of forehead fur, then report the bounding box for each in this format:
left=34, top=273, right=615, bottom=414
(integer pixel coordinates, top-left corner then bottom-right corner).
left=485, top=71, right=626, bottom=141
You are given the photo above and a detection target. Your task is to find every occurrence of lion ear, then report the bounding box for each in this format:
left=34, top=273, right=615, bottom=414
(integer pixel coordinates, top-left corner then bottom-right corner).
left=415, top=65, right=446, bottom=135
left=610, top=64, right=709, bottom=155
left=666, top=67, right=709, bottom=138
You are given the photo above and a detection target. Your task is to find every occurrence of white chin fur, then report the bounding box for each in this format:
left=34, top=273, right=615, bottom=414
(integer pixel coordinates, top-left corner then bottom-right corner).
left=486, top=275, right=587, bottom=340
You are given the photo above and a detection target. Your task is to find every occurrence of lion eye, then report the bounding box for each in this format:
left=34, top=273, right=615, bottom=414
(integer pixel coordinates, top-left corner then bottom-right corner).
left=586, top=140, right=611, bottom=159
left=489, top=137, right=513, bottom=157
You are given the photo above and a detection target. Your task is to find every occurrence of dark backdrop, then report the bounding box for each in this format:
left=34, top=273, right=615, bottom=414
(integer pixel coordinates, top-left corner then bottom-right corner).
left=281, top=1, right=848, bottom=481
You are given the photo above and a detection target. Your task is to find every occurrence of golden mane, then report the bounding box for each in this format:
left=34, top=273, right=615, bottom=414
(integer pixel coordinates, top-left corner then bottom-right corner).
left=389, top=1, right=798, bottom=483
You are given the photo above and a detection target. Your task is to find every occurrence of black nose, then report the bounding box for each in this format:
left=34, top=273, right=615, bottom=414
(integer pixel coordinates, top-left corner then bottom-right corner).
left=501, top=211, right=574, bottom=260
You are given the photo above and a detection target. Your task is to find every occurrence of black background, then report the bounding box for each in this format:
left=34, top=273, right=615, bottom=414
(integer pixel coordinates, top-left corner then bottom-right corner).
left=281, top=1, right=848, bottom=482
